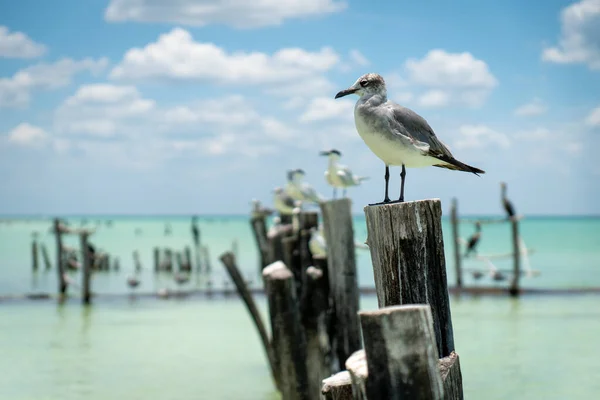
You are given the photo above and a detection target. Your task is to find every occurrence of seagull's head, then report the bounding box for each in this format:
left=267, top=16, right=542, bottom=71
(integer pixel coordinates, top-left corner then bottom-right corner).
left=291, top=168, right=305, bottom=182
left=335, top=73, right=386, bottom=100
left=319, top=149, right=342, bottom=159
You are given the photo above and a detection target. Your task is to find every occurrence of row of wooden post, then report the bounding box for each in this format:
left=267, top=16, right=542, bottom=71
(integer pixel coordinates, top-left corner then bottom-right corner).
left=450, top=198, right=521, bottom=296
left=321, top=199, right=463, bottom=399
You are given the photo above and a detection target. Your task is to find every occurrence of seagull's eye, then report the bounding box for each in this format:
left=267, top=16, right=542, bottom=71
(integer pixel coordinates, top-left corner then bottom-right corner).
left=360, top=79, right=369, bottom=87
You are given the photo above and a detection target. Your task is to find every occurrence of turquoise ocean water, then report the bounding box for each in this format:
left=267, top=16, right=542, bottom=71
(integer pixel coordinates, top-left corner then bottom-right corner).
left=1, top=215, right=599, bottom=399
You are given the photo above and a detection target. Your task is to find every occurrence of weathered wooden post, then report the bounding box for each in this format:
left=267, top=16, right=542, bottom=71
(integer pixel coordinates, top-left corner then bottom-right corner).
left=345, top=350, right=368, bottom=400
left=153, top=247, right=160, bottom=272
left=133, top=250, right=142, bottom=272
left=184, top=246, right=192, bottom=272
left=202, top=246, right=212, bottom=274
left=41, top=243, right=52, bottom=270
left=509, top=218, right=521, bottom=297
left=53, top=218, right=67, bottom=296
left=364, top=200, right=455, bottom=358
left=450, top=198, right=462, bottom=289
left=219, top=252, right=279, bottom=389
left=79, top=231, right=92, bottom=304
left=321, top=371, right=353, bottom=400
left=251, top=215, right=271, bottom=270
left=31, top=233, right=39, bottom=271
left=263, top=261, right=309, bottom=400
left=320, top=199, right=361, bottom=369
left=359, top=305, right=444, bottom=400
left=164, top=248, right=173, bottom=272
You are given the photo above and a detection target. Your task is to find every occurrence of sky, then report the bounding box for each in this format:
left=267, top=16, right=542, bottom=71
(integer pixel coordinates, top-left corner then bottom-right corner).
left=0, top=0, right=599, bottom=216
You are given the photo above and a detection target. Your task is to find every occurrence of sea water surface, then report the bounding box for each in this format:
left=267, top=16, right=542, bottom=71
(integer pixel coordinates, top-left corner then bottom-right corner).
left=1, top=215, right=599, bottom=399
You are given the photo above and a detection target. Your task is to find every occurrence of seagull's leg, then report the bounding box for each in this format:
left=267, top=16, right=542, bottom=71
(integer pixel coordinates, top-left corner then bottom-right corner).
left=399, top=164, right=406, bottom=202
left=384, top=165, right=391, bottom=203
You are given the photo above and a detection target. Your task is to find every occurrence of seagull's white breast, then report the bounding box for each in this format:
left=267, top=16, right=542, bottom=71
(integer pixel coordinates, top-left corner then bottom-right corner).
left=354, top=106, right=438, bottom=168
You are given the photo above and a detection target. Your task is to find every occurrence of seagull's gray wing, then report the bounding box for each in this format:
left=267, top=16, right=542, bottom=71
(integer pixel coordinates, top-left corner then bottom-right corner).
left=337, top=165, right=356, bottom=186
left=384, top=103, right=454, bottom=160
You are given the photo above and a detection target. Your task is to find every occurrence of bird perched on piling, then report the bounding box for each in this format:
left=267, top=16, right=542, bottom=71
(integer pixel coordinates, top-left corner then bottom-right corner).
left=273, top=187, right=297, bottom=215
left=285, top=169, right=324, bottom=204
left=335, top=73, right=484, bottom=204
left=320, top=149, right=368, bottom=198
left=501, top=182, right=516, bottom=220
left=308, top=226, right=327, bottom=257
left=464, top=222, right=482, bottom=258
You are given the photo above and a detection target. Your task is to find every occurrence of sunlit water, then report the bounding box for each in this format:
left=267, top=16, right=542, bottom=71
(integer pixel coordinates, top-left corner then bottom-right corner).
left=1, top=215, right=599, bottom=399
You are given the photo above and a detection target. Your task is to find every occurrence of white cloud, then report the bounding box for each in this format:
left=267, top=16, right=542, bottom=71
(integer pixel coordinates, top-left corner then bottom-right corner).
left=517, top=127, right=551, bottom=140
left=349, top=49, right=369, bottom=67
left=542, top=0, right=600, bottom=70
left=417, top=90, right=449, bottom=108
left=7, top=123, right=48, bottom=146
left=514, top=98, right=547, bottom=116
left=565, top=141, right=583, bottom=155
left=105, top=0, right=346, bottom=28
left=405, top=50, right=497, bottom=89
left=403, top=50, right=498, bottom=108
left=0, top=26, right=46, bottom=58
left=299, top=97, right=354, bottom=122
left=586, top=106, right=600, bottom=126
left=454, top=124, right=510, bottom=150
left=110, top=28, right=339, bottom=85
left=0, top=58, right=109, bottom=108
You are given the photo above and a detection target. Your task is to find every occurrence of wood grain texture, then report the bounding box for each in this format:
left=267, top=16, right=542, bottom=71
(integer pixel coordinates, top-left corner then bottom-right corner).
left=263, top=261, right=310, bottom=400
left=53, top=218, right=67, bottom=296
left=438, top=352, right=463, bottom=400
left=250, top=216, right=271, bottom=269
left=321, top=371, right=353, bottom=400
left=320, top=199, right=361, bottom=370
left=364, top=199, right=455, bottom=357
left=360, top=305, right=444, bottom=400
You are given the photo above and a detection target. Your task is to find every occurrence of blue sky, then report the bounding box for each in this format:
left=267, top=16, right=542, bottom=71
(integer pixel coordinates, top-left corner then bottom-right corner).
left=1, top=0, right=599, bottom=215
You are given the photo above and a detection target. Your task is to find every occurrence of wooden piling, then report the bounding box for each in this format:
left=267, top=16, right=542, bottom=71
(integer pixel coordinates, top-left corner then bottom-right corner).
left=32, top=236, right=39, bottom=271
left=509, top=219, right=521, bottom=296
left=359, top=305, right=444, bottom=400
left=345, top=350, right=368, bottom=400
left=364, top=200, right=455, bottom=358
left=41, top=244, right=51, bottom=270
left=263, top=261, right=309, bottom=400
left=450, top=198, right=462, bottom=289
left=202, top=246, right=212, bottom=274
left=320, top=199, right=361, bottom=369
left=133, top=250, right=142, bottom=272
left=219, top=252, right=279, bottom=389
left=153, top=247, right=160, bottom=272
left=164, top=249, right=173, bottom=272
left=321, top=371, right=353, bottom=400
left=53, top=218, right=67, bottom=296
left=184, top=246, right=192, bottom=272
left=79, top=232, right=92, bottom=304
left=439, top=352, right=463, bottom=400
left=302, top=265, right=332, bottom=398
left=251, top=215, right=271, bottom=270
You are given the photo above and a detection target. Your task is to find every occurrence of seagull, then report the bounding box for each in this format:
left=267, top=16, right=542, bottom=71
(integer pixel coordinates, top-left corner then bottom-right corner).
left=319, top=149, right=368, bottom=198
left=250, top=199, right=274, bottom=218
left=501, top=182, right=516, bottom=220
left=285, top=169, right=323, bottom=204
left=335, top=73, right=485, bottom=204
left=464, top=222, right=482, bottom=258
left=273, top=187, right=296, bottom=215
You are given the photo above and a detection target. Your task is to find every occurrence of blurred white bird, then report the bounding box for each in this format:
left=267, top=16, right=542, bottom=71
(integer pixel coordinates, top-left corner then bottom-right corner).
left=285, top=169, right=324, bottom=204
left=309, top=226, right=327, bottom=257
left=273, top=187, right=296, bottom=215
left=320, top=149, right=368, bottom=198
left=250, top=199, right=274, bottom=218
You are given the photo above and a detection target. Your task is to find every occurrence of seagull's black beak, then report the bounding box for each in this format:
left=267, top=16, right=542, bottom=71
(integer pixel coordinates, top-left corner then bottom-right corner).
left=335, top=88, right=357, bottom=99
left=319, top=151, right=330, bottom=156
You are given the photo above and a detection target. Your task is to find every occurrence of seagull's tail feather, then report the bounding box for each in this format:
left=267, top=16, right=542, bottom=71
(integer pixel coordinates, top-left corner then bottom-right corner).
left=433, top=155, right=485, bottom=175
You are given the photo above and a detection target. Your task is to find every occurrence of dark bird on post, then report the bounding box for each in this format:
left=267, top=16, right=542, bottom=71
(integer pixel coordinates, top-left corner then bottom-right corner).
left=501, top=182, right=516, bottom=219
left=464, top=222, right=482, bottom=258
left=335, top=73, right=484, bottom=205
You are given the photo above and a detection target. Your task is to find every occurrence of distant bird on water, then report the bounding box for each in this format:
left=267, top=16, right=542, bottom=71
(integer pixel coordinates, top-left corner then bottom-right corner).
left=285, top=169, right=323, bottom=204
left=501, top=182, right=516, bottom=220
left=464, top=222, right=482, bottom=258
left=335, top=73, right=484, bottom=204
left=127, top=275, right=140, bottom=289
left=320, top=149, right=368, bottom=198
